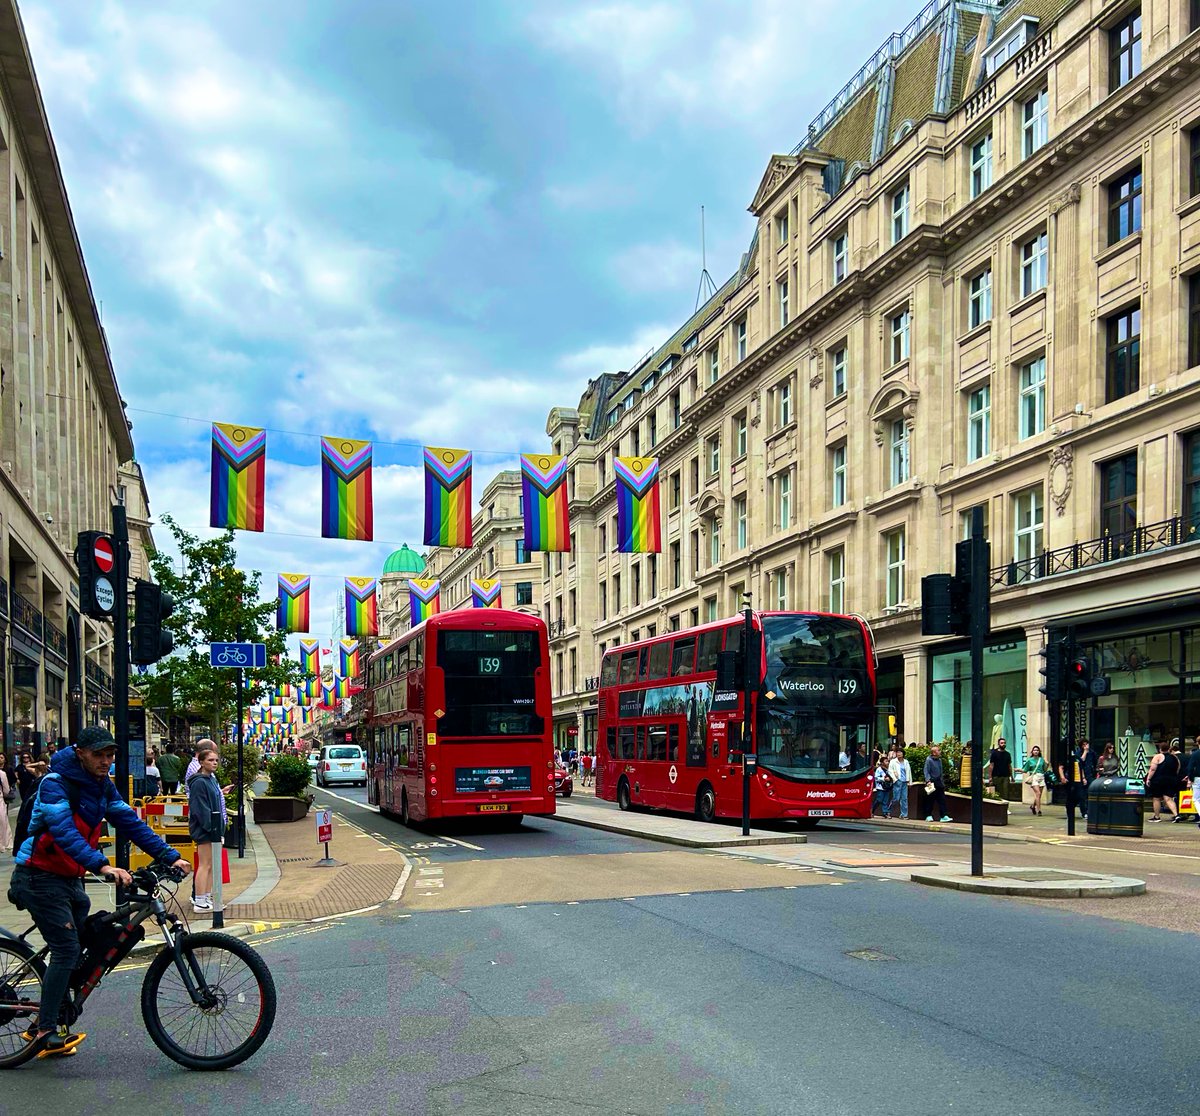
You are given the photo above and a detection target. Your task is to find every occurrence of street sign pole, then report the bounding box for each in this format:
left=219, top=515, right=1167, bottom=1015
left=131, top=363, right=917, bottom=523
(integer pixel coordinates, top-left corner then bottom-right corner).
left=1065, top=629, right=1077, bottom=838
left=741, top=596, right=754, bottom=838
left=237, top=662, right=246, bottom=858
left=112, top=503, right=131, bottom=872
left=965, top=506, right=989, bottom=879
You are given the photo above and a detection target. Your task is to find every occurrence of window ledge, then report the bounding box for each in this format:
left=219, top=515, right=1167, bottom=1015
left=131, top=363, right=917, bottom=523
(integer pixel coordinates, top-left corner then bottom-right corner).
left=1009, top=287, right=1047, bottom=317
left=1095, top=230, right=1141, bottom=266
left=883, top=357, right=911, bottom=380
left=956, top=320, right=992, bottom=346
left=1176, top=194, right=1200, bottom=219
left=826, top=391, right=848, bottom=412
left=764, top=420, right=797, bottom=445
left=864, top=481, right=922, bottom=518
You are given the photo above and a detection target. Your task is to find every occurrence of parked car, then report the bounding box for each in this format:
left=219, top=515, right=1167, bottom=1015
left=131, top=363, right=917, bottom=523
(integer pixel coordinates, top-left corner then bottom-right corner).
left=307, top=751, right=321, bottom=781
left=314, top=744, right=367, bottom=787
left=554, top=765, right=573, bottom=797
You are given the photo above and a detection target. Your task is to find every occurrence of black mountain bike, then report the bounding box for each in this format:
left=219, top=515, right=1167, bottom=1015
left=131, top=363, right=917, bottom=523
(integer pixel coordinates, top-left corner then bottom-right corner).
left=0, top=862, right=276, bottom=1070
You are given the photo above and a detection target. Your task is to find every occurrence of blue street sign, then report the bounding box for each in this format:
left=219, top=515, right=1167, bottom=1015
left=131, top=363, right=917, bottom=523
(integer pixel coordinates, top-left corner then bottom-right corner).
left=209, top=642, right=267, bottom=669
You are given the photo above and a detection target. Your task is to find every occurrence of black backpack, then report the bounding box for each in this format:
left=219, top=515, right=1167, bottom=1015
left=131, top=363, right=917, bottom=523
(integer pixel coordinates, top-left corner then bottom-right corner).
left=12, top=773, right=83, bottom=857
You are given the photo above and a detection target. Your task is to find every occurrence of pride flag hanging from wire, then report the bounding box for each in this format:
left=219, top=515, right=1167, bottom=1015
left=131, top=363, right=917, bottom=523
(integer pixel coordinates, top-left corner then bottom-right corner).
left=470, top=579, right=502, bottom=609
left=299, top=639, right=319, bottom=676
left=210, top=422, right=266, bottom=532
left=321, top=436, right=374, bottom=541
left=276, top=573, right=311, bottom=632
left=520, top=453, right=570, bottom=552
left=344, top=577, right=378, bottom=637
left=333, top=675, right=353, bottom=700
left=423, top=447, right=473, bottom=548
left=319, top=683, right=335, bottom=709
left=615, top=457, right=662, bottom=553
left=338, top=638, right=361, bottom=678
left=408, top=578, right=440, bottom=626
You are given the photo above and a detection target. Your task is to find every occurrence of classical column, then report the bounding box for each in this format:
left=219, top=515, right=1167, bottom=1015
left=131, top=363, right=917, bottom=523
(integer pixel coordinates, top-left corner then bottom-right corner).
left=1049, top=182, right=1082, bottom=422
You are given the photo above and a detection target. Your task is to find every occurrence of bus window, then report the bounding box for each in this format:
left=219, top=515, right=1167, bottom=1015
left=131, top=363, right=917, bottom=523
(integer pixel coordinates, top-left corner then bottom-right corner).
left=648, top=725, right=667, bottom=761
left=600, top=653, right=619, bottom=688
left=638, top=646, right=650, bottom=679
left=636, top=726, right=645, bottom=759
left=619, top=727, right=635, bottom=759
left=697, top=629, right=723, bottom=673
left=668, top=723, right=679, bottom=761
left=606, top=727, right=617, bottom=758
left=618, top=651, right=638, bottom=684
left=413, top=638, right=423, bottom=668
left=670, top=637, right=696, bottom=676
left=647, top=642, right=670, bottom=680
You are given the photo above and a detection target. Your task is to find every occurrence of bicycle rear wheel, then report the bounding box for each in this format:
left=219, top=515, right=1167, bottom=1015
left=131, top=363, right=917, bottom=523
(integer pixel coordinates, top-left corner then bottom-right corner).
left=141, top=931, right=276, bottom=1070
left=0, top=940, right=46, bottom=1069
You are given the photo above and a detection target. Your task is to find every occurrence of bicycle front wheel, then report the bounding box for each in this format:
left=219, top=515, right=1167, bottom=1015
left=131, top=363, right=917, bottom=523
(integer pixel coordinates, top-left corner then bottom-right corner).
left=141, top=931, right=276, bottom=1070
left=0, top=939, right=46, bottom=1069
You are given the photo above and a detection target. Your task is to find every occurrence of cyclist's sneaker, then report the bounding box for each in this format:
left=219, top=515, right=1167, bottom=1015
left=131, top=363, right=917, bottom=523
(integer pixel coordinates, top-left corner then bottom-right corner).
left=19, top=1023, right=41, bottom=1043
left=36, top=1030, right=85, bottom=1058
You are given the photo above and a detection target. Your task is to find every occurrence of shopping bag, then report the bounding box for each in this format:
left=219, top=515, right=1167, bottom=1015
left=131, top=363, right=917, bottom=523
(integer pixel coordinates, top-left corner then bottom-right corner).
left=193, top=844, right=231, bottom=883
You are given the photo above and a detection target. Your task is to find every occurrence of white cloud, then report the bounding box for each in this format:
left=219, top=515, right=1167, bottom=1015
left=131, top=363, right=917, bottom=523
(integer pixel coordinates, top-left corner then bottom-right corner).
left=557, top=321, right=680, bottom=380
left=610, top=239, right=699, bottom=296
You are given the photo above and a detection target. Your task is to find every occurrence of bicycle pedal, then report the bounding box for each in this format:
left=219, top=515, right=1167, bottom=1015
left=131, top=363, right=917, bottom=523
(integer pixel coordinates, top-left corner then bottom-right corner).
left=37, top=1032, right=86, bottom=1058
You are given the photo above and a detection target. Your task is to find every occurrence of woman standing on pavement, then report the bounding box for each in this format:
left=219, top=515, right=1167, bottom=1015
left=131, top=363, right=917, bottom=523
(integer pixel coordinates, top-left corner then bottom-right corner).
left=1145, top=741, right=1181, bottom=823
left=1021, top=745, right=1050, bottom=815
left=0, top=765, right=11, bottom=853
left=187, top=748, right=225, bottom=914
left=1097, top=742, right=1120, bottom=776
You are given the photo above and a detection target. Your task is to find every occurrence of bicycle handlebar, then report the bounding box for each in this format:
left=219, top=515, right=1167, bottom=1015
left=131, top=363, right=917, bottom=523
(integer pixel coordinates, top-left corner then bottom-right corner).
left=130, top=862, right=187, bottom=892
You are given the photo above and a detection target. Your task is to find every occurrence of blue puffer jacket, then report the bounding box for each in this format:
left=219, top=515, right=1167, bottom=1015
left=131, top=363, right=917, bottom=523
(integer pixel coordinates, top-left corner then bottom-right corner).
left=15, top=749, right=178, bottom=877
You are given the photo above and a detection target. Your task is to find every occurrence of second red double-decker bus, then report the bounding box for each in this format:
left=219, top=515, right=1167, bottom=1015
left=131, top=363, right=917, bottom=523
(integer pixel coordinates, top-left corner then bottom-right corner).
left=596, top=611, right=876, bottom=823
left=366, top=609, right=555, bottom=825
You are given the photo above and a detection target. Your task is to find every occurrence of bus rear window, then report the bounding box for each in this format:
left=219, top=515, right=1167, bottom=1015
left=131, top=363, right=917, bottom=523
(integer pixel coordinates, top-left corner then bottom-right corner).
left=435, top=629, right=543, bottom=737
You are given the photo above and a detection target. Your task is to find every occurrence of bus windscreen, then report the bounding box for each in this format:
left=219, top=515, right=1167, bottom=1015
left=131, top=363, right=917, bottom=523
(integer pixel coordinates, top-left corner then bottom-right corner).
left=761, top=615, right=869, bottom=703
left=436, top=629, right=543, bottom=738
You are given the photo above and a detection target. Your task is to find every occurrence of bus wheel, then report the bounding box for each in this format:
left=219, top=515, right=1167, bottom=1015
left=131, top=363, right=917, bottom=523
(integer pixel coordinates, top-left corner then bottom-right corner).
left=696, top=783, right=716, bottom=824
left=400, top=791, right=410, bottom=827
left=616, top=777, right=632, bottom=812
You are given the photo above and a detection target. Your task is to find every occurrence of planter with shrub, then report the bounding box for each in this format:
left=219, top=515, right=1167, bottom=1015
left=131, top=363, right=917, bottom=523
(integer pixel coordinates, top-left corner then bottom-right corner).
left=252, top=754, right=314, bottom=823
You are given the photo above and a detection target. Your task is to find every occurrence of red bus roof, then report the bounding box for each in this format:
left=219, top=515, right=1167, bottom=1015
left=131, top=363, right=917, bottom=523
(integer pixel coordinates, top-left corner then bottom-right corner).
left=598, top=610, right=871, bottom=657
left=368, top=607, right=547, bottom=663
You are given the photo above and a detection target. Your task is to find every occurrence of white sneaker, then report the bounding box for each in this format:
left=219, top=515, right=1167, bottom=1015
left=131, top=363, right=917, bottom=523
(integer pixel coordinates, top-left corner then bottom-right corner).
left=925, top=816, right=933, bottom=821
left=192, top=897, right=212, bottom=912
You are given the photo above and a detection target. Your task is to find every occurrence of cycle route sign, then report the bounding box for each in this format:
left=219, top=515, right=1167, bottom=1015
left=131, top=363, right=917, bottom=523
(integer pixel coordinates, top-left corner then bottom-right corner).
left=209, top=642, right=267, bottom=669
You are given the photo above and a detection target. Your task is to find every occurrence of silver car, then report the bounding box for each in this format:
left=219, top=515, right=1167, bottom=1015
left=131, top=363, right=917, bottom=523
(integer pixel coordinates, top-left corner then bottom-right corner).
left=315, top=744, right=367, bottom=787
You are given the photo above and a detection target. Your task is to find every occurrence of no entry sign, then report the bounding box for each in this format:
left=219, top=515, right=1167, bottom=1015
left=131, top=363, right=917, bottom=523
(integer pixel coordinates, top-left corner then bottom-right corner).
left=93, top=536, right=114, bottom=573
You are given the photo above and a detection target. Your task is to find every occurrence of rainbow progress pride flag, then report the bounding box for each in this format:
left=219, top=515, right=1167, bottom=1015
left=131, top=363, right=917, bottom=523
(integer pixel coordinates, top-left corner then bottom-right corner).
left=344, top=577, right=378, bottom=637
left=321, top=436, right=374, bottom=541
left=423, top=447, right=473, bottom=548
left=210, top=422, right=266, bottom=532
left=276, top=573, right=311, bottom=632
left=615, top=457, right=662, bottom=553
left=520, top=453, right=570, bottom=552
left=338, top=638, right=361, bottom=678
left=299, top=639, right=320, bottom=676
left=470, top=579, right=502, bottom=608
left=408, top=578, right=441, bottom=626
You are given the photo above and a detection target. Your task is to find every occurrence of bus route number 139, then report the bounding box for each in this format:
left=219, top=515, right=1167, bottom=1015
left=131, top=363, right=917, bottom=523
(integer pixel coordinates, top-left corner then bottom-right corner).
left=479, top=656, right=502, bottom=675
left=836, top=677, right=858, bottom=695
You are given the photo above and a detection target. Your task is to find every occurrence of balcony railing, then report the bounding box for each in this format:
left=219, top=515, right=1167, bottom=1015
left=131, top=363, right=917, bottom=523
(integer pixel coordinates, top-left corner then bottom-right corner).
left=11, top=592, right=42, bottom=644
left=0, top=576, right=8, bottom=619
left=86, top=659, right=113, bottom=696
left=991, top=515, right=1198, bottom=589
left=44, top=619, right=68, bottom=663
left=548, top=619, right=568, bottom=639
left=584, top=675, right=600, bottom=692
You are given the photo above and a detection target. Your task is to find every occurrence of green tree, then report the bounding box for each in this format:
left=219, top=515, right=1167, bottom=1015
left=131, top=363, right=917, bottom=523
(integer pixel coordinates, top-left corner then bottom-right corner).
left=140, top=515, right=300, bottom=739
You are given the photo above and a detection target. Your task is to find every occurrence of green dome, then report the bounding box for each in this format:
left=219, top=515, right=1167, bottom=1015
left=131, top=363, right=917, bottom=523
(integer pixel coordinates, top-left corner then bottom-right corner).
left=382, top=544, right=426, bottom=576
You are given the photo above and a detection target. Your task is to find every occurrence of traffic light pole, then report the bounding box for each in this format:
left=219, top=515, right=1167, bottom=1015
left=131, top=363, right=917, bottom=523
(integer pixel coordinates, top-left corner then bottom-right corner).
left=741, top=599, right=754, bottom=838
left=111, top=503, right=131, bottom=872
left=1065, top=630, right=1077, bottom=838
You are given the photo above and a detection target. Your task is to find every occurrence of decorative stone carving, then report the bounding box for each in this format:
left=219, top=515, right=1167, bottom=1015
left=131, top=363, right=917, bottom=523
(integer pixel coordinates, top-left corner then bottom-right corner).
left=810, top=372, right=824, bottom=390
left=1048, top=445, right=1073, bottom=517
left=1048, top=182, right=1081, bottom=215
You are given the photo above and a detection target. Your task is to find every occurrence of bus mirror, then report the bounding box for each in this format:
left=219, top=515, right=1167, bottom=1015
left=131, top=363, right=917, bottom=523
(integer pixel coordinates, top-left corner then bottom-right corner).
left=716, top=650, right=743, bottom=691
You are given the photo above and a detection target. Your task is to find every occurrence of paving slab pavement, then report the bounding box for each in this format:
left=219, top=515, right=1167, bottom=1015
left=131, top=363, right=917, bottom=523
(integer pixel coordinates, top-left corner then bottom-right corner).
left=910, top=866, right=1147, bottom=898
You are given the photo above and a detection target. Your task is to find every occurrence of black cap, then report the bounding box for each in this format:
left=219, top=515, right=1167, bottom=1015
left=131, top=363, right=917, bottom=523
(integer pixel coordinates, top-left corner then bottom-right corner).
left=76, top=726, right=116, bottom=752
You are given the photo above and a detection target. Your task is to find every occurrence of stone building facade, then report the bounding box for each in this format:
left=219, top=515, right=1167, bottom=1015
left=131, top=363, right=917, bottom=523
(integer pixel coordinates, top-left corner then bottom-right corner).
left=0, top=0, right=143, bottom=749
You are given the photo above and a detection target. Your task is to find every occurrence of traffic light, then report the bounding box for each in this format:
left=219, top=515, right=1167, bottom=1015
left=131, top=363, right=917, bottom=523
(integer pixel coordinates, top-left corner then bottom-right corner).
left=74, top=530, right=117, bottom=621
left=1066, top=654, right=1093, bottom=699
left=131, top=580, right=175, bottom=665
left=1038, top=639, right=1066, bottom=701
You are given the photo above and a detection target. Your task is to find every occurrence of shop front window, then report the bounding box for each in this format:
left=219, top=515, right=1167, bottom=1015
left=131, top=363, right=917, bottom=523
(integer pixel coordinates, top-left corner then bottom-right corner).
left=930, top=641, right=1028, bottom=764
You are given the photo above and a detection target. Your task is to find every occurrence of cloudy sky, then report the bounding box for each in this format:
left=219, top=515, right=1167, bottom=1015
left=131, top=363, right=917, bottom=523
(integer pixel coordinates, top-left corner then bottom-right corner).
left=24, top=0, right=918, bottom=642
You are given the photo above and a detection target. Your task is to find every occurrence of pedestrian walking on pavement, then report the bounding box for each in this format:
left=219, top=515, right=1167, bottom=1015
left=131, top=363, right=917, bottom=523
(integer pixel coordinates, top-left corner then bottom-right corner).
left=923, top=744, right=951, bottom=821
left=1021, top=745, right=1050, bottom=815
left=157, top=744, right=184, bottom=794
left=888, top=747, right=911, bottom=819
left=0, top=766, right=11, bottom=853
left=187, top=748, right=225, bottom=914
left=1146, top=741, right=1181, bottom=822
left=987, top=738, right=1014, bottom=806
left=873, top=756, right=892, bottom=817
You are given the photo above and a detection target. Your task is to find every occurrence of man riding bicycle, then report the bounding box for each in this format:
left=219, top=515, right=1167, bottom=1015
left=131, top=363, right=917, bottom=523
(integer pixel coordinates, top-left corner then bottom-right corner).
left=7, top=726, right=191, bottom=1058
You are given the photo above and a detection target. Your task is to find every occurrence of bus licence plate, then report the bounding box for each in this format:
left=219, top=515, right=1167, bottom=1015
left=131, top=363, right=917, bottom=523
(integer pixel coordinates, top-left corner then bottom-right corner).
left=478, top=804, right=509, bottom=813
left=806, top=809, right=834, bottom=817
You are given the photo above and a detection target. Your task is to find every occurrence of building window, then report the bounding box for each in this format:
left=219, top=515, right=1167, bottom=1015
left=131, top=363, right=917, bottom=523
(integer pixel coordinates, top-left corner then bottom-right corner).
left=1022, top=89, right=1049, bottom=158
left=1105, top=306, right=1141, bottom=402
left=709, top=521, right=721, bottom=566
left=889, top=308, right=911, bottom=364
left=830, top=346, right=847, bottom=399
left=734, top=496, right=748, bottom=549
left=632, top=565, right=641, bottom=606
left=885, top=528, right=906, bottom=607
left=708, top=346, right=720, bottom=385
left=1184, top=431, right=1200, bottom=537
left=891, top=182, right=909, bottom=244
left=831, top=443, right=847, bottom=508
left=1191, top=277, right=1200, bottom=369
left=1108, top=166, right=1143, bottom=244
left=689, top=457, right=699, bottom=494
left=776, top=208, right=789, bottom=245
left=832, top=230, right=849, bottom=285
left=1013, top=487, right=1044, bottom=580
left=670, top=389, right=681, bottom=429
left=778, top=278, right=790, bottom=328
left=890, top=420, right=910, bottom=486
left=735, top=319, right=747, bottom=362
left=1019, top=356, right=1046, bottom=439
left=670, top=540, right=681, bottom=588
left=777, top=471, right=792, bottom=529
left=613, top=574, right=622, bottom=612
left=734, top=411, right=748, bottom=459
left=967, top=385, right=991, bottom=462
left=959, top=503, right=990, bottom=541
left=827, top=548, right=846, bottom=613
left=968, top=268, right=992, bottom=329
left=515, top=540, right=529, bottom=564
left=704, top=597, right=718, bottom=623
left=670, top=470, right=682, bottom=510
left=773, top=568, right=788, bottom=610
left=1100, top=451, right=1138, bottom=546
left=649, top=413, right=658, bottom=447
left=778, top=379, right=793, bottom=427
left=599, top=582, right=607, bottom=619
left=969, top=133, right=993, bottom=198
left=1191, top=129, right=1200, bottom=199
left=516, top=581, right=533, bottom=606
left=631, top=427, right=640, bottom=457
left=1109, top=10, right=1142, bottom=92
left=690, top=529, right=700, bottom=574
left=598, top=523, right=607, bottom=553
left=1020, top=231, right=1048, bottom=297
left=707, top=434, right=720, bottom=477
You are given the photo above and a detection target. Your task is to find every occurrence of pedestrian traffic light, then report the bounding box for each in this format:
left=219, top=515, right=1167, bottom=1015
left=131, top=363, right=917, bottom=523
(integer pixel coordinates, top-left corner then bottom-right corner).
left=1066, top=654, right=1093, bottom=700
left=1038, top=639, right=1066, bottom=702
left=131, top=580, right=175, bottom=665
left=74, top=530, right=117, bottom=621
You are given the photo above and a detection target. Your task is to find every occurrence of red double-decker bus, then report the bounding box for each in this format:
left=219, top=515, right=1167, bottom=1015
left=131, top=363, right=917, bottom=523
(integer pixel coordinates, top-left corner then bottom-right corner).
left=366, top=609, right=555, bottom=825
left=596, top=611, right=876, bottom=824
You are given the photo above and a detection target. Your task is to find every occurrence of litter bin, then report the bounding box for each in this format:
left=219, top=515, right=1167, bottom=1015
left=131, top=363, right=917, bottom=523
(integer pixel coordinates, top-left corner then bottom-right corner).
left=1086, top=777, right=1146, bottom=837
